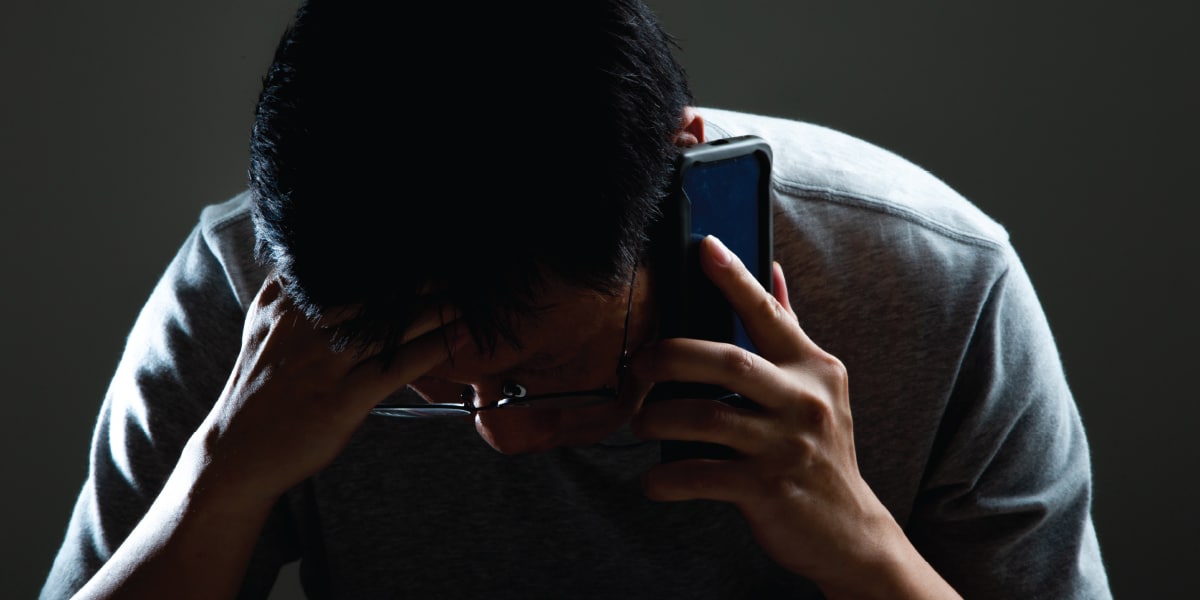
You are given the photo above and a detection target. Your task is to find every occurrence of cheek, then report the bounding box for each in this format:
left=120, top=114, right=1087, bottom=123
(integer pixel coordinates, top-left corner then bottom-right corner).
left=409, top=376, right=469, bottom=404
left=431, top=349, right=505, bottom=382
left=474, top=409, right=563, bottom=455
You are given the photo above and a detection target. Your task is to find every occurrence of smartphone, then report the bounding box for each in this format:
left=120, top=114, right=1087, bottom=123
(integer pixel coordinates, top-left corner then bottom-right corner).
left=648, top=135, right=773, bottom=462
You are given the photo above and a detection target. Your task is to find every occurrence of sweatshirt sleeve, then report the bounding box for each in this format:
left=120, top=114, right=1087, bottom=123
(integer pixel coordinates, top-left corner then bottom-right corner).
left=39, top=211, right=300, bottom=599
left=908, top=248, right=1112, bottom=599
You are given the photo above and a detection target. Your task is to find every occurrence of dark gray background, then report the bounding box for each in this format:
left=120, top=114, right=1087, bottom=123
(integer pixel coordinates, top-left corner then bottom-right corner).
left=2, top=1, right=1195, bottom=597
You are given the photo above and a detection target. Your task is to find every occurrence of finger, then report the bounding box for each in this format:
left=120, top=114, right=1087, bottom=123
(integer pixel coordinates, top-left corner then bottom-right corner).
left=315, top=301, right=459, bottom=338
left=632, top=337, right=800, bottom=411
left=241, top=276, right=296, bottom=345
left=631, top=397, right=771, bottom=455
left=699, top=236, right=813, bottom=362
left=323, top=306, right=464, bottom=370
left=313, top=304, right=363, bottom=330
left=245, top=275, right=288, bottom=326
left=772, top=261, right=798, bottom=321
left=400, top=304, right=462, bottom=345
left=642, top=458, right=756, bottom=504
left=254, top=274, right=286, bottom=308
left=343, top=324, right=466, bottom=414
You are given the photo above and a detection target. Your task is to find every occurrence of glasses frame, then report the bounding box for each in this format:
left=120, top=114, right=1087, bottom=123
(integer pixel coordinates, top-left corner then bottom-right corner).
left=369, top=269, right=637, bottom=419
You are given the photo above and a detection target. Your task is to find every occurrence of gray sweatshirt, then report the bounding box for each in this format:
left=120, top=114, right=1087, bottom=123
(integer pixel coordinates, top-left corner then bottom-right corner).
left=42, top=108, right=1111, bottom=599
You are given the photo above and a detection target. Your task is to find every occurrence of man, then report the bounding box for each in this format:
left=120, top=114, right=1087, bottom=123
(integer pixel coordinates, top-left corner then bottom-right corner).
left=43, top=1, right=1110, bottom=598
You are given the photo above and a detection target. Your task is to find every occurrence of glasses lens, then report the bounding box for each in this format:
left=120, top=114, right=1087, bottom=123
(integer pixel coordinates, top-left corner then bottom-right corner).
left=370, top=386, right=475, bottom=419
left=495, top=393, right=617, bottom=410
left=370, top=404, right=474, bottom=418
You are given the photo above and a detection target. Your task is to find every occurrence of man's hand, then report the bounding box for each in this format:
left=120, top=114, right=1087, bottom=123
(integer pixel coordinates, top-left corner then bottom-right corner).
left=630, top=236, right=960, bottom=600
left=195, top=274, right=461, bottom=503
left=74, top=275, right=460, bottom=600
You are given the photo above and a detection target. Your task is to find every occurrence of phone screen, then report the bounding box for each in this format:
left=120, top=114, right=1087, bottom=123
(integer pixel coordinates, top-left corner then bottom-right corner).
left=682, top=152, right=766, bottom=353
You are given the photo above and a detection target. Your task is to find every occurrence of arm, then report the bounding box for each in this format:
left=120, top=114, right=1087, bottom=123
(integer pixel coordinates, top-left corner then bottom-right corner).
left=42, top=226, right=263, bottom=599
left=632, top=235, right=961, bottom=598
left=68, top=440, right=277, bottom=600
left=68, top=276, right=459, bottom=599
left=905, top=252, right=1110, bottom=598
left=632, top=235, right=1110, bottom=598
left=43, top=217, right=461, bottom=599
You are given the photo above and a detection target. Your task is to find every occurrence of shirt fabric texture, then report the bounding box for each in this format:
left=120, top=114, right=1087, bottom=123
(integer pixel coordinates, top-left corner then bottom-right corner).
left=42, top=108, right=1112, bottom=599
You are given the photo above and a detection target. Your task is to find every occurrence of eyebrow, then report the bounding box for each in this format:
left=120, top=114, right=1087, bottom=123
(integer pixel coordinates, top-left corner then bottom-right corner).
left=519, top=352, right=562, bottom=370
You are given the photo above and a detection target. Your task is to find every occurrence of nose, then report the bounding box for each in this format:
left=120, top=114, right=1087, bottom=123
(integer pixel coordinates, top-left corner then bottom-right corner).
left=413, top=376, right=507, bottom=409
left=462, top=379, right=508, bottom=409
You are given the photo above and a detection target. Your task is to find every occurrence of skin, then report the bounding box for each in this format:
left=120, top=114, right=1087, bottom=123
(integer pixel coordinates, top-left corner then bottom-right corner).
left=633, top=236, right=960, bottom=599
left=73, top=108, right=960, bottom=599
left=412, top=265, right=658, bottom=454
left=74, top=276, right=466, bottom=599
left=409, top=106, right=705, bottom=456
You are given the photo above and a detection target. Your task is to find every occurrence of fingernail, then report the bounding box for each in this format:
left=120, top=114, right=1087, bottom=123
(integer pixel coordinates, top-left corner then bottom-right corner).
left=708, top=235, right=733, bottom=266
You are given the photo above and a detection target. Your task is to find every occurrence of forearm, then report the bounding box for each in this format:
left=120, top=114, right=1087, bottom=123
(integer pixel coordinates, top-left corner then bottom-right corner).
left=72, top=437, right=278, bottom=600
left=817, top=513, right=961, bottom=600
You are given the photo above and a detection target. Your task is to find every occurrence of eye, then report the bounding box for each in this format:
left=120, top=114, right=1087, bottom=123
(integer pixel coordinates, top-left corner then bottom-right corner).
left=515, top=363, right=572, bottom=378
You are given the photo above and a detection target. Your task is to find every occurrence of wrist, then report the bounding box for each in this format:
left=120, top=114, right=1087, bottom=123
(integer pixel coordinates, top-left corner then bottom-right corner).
left=180, top=427, right=288, bottom=514
left=816, top=506, right=960, bottom=600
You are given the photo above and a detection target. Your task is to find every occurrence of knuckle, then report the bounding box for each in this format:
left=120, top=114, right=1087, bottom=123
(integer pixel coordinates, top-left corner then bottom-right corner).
left=757, top=470, right=796, bottom=499
left=804, top=399, right=836, bottom=434
left=755, top=294, right=787, bottom=323
left=241, top=311, right=274, bottom=348
left=809, top=351, right=849, bottom=395
left=690, top=401, right=731, bottom=434
left=720, top=345, right=758, bottom=378
left=782, top=430, right=819, bottom=462
left=683, top=466, right=717, bottom=496
left=824, top=353, right=849, bottom=385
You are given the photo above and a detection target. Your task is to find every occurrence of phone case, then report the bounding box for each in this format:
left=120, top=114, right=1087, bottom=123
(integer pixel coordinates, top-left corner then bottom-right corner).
left=648, top=135, right=773, bottom=462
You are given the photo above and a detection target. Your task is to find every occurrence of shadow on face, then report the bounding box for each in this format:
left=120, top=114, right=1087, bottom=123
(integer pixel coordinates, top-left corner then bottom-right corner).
left=412, top=268, right=656, bottom=454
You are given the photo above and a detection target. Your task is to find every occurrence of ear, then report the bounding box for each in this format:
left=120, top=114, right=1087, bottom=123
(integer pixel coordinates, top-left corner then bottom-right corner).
left=672, top=106, right=705, bottom=146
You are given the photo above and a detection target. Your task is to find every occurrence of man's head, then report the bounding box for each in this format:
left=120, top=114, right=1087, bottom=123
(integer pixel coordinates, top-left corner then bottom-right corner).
left=250, top=0, right=692, bottom=351
left=248, top=1, right=698, bottom=452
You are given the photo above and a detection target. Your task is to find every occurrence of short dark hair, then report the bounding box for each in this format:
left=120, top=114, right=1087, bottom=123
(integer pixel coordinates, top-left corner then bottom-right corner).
left=249, top=1, right=692, bottom=355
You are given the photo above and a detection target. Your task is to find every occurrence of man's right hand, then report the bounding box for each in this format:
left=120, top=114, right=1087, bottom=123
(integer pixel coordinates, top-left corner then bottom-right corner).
left=193, top=274, right=462, bottom=504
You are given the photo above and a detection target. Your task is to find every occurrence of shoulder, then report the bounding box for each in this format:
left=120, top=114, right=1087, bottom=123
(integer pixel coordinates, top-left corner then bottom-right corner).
left=194, top=190, right=270, bottom=311
left=697, top=109, right=1027, bottom=407
left=699, top=106, right=1009, bottom=252
left=699, top=106, right=1019, bottom=325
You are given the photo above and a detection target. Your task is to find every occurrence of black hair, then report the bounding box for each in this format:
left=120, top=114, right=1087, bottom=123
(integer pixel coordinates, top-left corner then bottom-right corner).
left=249, top=1, right=692, bottom=356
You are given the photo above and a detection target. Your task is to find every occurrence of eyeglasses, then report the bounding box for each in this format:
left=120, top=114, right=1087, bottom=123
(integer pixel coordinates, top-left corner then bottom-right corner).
left=369, top=270, right=637, bottom=419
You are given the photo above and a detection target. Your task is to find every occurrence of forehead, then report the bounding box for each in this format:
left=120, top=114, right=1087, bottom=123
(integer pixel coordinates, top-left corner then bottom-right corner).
left=436, top=285, right=628, bottom=380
